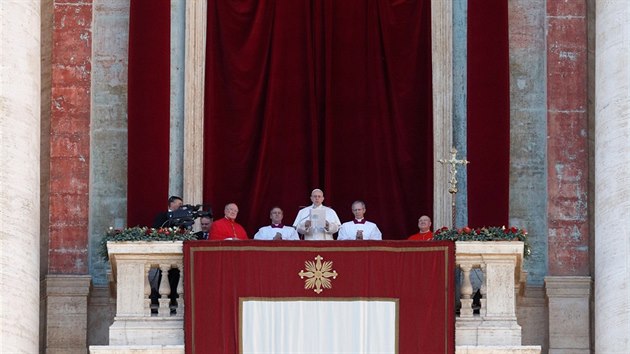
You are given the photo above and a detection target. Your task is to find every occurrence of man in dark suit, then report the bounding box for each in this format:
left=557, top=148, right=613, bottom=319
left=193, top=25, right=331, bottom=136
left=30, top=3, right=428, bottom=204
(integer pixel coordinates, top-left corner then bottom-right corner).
left=194, top=215, right=213, bottom=240
left=152, top=195, right=183, bottom=228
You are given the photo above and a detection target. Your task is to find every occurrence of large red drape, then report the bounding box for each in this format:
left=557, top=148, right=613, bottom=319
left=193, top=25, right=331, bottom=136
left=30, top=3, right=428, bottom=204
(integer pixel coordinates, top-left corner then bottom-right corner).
left=184, top=240, right=455, bottom=353
left=127, top=0, right=511, bottom=232
left=467, top=0, right=510, bottom=227
left=127, top=0, right=171, bottom=227
left=203, top=0, right=433, bottom=238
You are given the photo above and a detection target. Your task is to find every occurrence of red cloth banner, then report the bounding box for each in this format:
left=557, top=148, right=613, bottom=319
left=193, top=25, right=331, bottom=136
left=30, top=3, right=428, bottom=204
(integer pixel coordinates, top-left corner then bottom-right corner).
left=184, top=240, right=454, bottom=353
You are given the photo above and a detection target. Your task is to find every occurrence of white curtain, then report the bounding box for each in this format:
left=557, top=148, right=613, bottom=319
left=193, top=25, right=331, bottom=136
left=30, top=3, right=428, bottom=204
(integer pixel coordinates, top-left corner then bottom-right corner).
left=241, top=300, right=397, bottom=354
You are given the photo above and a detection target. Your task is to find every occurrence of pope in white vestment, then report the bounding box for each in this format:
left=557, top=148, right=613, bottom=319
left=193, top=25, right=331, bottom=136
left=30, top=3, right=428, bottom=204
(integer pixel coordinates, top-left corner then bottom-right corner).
left=292, top=189, right=341, bottom=240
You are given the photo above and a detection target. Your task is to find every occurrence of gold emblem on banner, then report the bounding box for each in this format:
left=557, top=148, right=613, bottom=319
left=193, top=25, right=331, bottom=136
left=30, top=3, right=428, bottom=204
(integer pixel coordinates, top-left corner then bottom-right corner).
left=298, top=255, right=338, bottom=294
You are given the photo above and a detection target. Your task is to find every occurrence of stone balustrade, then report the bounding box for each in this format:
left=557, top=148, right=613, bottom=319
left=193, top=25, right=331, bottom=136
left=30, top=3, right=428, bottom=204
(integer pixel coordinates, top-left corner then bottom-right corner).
left=91, top=240, right=540, bottom=354
left=454, top=241, right=539, bottom=353
left=90, top=242, right=186, bottom=353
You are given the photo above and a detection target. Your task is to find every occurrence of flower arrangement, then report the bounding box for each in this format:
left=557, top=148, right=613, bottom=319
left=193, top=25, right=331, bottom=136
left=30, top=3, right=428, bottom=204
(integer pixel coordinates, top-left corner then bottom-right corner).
left=100, top=226, right=198, bottom=261
left=433, top=226, right=531, bottom=258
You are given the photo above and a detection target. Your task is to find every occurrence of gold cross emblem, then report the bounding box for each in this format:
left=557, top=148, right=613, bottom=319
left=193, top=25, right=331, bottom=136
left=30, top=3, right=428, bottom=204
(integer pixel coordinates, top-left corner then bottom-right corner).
left=298, top=255, right=338, bottom=294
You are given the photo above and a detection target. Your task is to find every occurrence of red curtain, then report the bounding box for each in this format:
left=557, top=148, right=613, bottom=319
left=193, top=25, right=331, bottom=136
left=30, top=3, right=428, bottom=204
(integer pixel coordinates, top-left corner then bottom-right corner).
left=126, top=0, right=510, bottom=231
left=467, top=0, right=510, bottom=227
left=204, top=0, right=433, bottom=238
left=184, top=240, right=455, bottom=353
left=127, top=0, right=171, bottom=227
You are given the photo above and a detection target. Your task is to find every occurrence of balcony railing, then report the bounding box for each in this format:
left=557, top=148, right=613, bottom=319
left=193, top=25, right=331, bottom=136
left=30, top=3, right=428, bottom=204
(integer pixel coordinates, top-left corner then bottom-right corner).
left=90, top=240, right=540, bottom=354
left=102, top=241, right=184, bottom=348
left=455, top=241, right=526, bottom=346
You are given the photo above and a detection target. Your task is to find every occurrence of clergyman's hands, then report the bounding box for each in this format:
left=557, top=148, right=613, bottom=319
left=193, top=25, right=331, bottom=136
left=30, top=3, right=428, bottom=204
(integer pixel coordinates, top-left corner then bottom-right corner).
left=273, top=232, right=282, bottom=240
left=356, top=230, right=364, bottom=240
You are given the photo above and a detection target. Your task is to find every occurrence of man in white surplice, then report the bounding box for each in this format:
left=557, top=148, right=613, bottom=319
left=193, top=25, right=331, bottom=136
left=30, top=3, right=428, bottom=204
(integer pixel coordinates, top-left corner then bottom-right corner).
left=254, top=207, right=300, bottom=240
left=293, top=189, right=341, bottom=240
left=338, top=200, right=382, bottom=240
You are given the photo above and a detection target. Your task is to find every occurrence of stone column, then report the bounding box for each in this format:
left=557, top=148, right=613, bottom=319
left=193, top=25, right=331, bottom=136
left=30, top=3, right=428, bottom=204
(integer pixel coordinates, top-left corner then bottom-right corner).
left=595, top=2, right=630, bottom=353
left=0, top=1, right=41, bottom=352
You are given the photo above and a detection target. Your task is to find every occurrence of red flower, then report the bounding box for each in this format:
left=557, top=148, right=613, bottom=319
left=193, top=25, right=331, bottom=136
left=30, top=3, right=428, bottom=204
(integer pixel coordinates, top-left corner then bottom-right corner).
left=462, top=226, right=472, bottom=233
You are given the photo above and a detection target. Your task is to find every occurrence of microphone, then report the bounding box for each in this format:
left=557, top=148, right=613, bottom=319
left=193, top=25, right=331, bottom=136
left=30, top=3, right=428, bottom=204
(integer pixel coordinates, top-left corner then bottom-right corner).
left=293, top=206, right=312, bottom=230
left=294, top=213, right=310, bottom=227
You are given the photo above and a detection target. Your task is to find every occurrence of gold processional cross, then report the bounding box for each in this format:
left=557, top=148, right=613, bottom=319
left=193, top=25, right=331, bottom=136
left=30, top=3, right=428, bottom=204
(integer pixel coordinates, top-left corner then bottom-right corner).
left=438, top=147, right=470, bottom=228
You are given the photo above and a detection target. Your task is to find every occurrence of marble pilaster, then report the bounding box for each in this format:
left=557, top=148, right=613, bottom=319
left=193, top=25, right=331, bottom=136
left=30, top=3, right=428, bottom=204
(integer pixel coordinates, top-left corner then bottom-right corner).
left=452, top=0, right=468, bottom=228
left=431, top=0, right=454, bottom=229
left=546, top=0, right=589, bottom=277
left=89, top=0, right=130, bottom=285
left=169, top=0, right=185, bottom=198
left=183, top=0, right=207, bottom=206
left=507, top=0, right=548, bottom=285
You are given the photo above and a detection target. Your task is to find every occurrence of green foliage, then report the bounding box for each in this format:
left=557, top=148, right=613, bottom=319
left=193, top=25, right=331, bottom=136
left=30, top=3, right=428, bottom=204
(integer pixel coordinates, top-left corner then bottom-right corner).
left=433, top=226, right=531, bottom=258
left=100, top=226, right=198, bottom=261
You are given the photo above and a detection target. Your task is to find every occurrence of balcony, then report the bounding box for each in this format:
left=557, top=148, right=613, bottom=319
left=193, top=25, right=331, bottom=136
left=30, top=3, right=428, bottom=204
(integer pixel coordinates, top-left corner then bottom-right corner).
left=90, top=241, right=540, bottom=354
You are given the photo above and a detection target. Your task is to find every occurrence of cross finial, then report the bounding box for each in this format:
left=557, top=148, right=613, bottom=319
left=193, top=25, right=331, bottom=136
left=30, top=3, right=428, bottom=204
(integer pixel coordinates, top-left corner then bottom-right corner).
left=438, top=147, right=469, bottom=228
left=438, top=147, right=469, bottom=195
